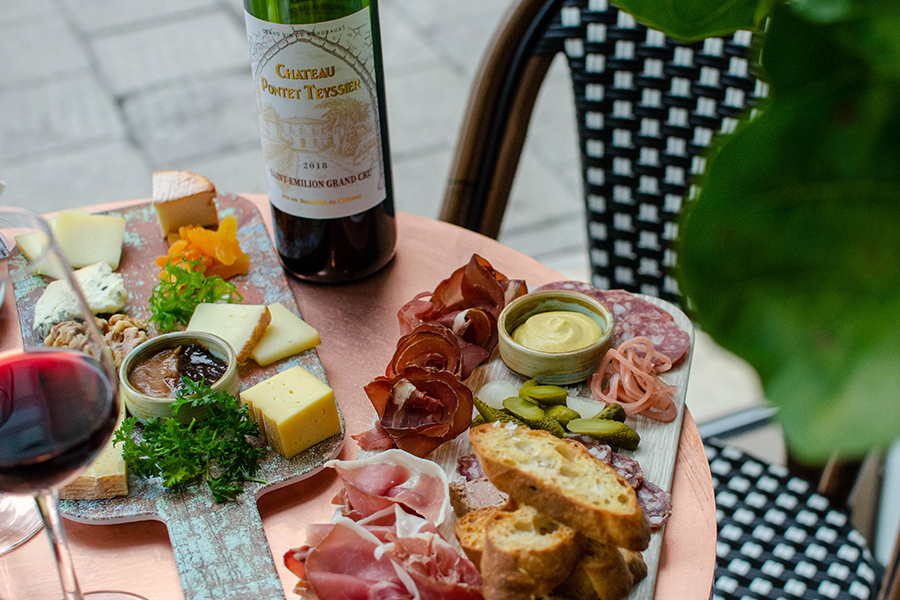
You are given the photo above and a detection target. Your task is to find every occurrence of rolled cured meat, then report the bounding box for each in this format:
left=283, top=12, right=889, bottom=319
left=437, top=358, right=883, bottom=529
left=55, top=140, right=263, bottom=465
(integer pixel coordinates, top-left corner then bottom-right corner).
left=363, top=365, right=474, bottom=457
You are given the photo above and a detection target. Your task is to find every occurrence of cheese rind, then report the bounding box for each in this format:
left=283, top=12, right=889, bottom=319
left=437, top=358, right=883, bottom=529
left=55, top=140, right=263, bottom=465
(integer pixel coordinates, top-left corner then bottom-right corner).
left=53, top=212, right=126, bottom=270
left=186, top=303, right=271, bottom=363
left=240, top=365, right=340, bottom=459
left=250, top=302, right=321, bottom=366
left=59, top=422, right=127, bottom=500
left=152, top=170, right=218, bottom=237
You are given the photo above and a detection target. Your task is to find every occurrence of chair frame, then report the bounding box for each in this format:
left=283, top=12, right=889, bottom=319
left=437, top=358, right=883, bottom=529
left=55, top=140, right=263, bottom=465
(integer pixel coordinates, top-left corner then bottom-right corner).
left=440, top=0, right=899, bottom=597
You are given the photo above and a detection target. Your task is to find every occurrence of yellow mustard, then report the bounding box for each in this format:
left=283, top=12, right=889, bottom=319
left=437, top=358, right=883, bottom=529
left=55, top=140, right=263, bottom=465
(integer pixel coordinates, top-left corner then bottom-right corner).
left=512, top=310, right=603, bottom=353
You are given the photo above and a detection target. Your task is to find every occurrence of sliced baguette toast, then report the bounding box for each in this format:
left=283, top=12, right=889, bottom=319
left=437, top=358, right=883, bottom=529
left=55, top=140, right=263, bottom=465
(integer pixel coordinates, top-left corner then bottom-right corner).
left=481, top=504, right=584, bottom=600
left=469, top=423, right=650, bottom=550
left=454, top=506, right=501, bottom=565
left=553, top=544, right=647, bottom=600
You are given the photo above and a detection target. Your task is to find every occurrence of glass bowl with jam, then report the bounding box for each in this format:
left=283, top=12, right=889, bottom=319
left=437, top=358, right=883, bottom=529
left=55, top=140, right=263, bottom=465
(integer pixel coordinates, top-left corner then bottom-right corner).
left=119, top=331, right=238, bottom=423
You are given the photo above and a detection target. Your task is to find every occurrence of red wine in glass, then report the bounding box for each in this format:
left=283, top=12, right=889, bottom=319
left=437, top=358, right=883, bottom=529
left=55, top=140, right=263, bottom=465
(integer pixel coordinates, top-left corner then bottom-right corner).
left=0, top=350, right=118, bottom=495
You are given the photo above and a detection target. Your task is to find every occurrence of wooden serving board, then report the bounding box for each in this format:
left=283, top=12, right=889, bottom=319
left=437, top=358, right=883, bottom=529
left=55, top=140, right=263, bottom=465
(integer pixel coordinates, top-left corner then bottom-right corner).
left=360, top=295, right=693, bottom=600
left=8, top=195, right=344, bottom=600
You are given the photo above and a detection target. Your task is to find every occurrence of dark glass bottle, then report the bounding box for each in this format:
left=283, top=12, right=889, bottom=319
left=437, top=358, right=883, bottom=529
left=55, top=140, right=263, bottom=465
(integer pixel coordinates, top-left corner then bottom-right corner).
left=244, top=0, right=396, bottom=282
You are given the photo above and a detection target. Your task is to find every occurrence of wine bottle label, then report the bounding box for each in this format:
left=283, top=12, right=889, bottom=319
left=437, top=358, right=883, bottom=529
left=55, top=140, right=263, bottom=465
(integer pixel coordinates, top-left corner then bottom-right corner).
left=245, top=10, right=387, bottom=219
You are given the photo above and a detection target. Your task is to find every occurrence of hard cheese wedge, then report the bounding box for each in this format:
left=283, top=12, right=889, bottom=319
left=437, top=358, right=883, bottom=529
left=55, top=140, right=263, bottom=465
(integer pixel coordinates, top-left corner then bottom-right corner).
left=152, top=170, right=218, bottom=237
left=187, top=303, right=271, bottom=363
left=59, top=430, right=127, bottom=500
left=240, top=365, right=340, bottom=460
left=53, top=212, right=126, bottom=270
left=14, top=208, right=89, bottom=278
left=250, top=302, right=321, bottom=366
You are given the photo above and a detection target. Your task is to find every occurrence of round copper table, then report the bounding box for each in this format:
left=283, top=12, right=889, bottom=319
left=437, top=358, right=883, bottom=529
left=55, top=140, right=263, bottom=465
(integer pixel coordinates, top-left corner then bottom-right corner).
left=0, top=195, right=715, bottom=599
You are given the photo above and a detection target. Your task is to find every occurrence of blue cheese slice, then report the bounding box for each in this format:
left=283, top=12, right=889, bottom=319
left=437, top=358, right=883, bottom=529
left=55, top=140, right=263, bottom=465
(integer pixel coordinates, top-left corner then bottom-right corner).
left=33, top=262, right=128, bottom=336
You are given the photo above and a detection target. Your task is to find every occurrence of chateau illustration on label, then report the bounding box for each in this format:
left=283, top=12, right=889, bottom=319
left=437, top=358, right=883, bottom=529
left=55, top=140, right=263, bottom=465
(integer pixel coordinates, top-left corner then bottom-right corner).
left=246, top=10, right=386, bottom=218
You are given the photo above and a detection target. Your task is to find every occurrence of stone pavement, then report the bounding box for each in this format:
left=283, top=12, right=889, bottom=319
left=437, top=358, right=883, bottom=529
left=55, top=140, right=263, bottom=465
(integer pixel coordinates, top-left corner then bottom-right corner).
left=0, top=0, right=773, bottom=449
left=0, top=0, right=589, bottom=281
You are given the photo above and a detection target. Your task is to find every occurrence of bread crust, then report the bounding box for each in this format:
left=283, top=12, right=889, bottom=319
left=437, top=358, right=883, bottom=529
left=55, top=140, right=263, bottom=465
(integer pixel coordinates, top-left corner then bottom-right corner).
left=469, top=424, right=650, bottom=551
left=481, top=505, right=584, bottom=600
left=454, top=506, right=501, bottom=566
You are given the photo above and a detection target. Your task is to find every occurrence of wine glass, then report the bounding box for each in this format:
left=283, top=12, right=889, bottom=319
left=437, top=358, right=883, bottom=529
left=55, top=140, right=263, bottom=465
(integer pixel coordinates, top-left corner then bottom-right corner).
left=0, top=184, right=44, bottom=555
left=0, top=206, right=145, bottom=600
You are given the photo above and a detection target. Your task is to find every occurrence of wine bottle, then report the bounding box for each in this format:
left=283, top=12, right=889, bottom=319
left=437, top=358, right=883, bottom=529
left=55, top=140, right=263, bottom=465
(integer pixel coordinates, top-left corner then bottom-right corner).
left=243, top=0, right=397, bottom=282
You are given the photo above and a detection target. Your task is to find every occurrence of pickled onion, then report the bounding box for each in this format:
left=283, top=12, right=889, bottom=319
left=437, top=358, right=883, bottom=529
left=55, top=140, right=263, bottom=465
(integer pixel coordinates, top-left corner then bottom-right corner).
left=589, top=337, right=678, bottom=423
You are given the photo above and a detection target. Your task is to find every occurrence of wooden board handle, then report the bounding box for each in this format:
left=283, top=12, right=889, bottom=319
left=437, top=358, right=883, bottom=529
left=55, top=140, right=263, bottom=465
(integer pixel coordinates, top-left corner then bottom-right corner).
left=158, top=493, right=284, bottom=600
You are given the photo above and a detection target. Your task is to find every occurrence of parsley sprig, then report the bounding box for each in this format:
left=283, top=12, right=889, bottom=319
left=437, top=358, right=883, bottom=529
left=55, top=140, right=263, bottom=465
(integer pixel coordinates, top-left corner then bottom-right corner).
left=148, top=257, right=243, bottom=332
left=113, top=378, right=266, bottom=503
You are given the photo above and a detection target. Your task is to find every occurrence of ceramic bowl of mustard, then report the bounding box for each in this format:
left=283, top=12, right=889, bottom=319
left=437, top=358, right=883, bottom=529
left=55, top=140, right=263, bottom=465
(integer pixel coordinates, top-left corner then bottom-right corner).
left=119, top=331, right=239, bottom=424
left=497, top=289, right=614, bottom=385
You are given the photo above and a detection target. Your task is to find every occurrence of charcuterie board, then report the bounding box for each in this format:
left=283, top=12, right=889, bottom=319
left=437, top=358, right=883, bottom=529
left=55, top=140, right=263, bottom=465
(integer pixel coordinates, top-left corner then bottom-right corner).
left=359, top=294, right=693, bottom=600
left=7, top=195, right=344, bottom=600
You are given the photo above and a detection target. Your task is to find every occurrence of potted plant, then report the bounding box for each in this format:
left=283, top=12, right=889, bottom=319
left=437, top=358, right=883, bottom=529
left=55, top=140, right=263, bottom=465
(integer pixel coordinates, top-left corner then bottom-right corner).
left=610, top=0, right=900, bottom=465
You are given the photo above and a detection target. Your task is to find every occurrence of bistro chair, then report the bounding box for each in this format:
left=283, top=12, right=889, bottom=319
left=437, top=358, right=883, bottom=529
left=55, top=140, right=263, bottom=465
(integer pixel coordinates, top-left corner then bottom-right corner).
left=439, top=0, right=886, bottom=598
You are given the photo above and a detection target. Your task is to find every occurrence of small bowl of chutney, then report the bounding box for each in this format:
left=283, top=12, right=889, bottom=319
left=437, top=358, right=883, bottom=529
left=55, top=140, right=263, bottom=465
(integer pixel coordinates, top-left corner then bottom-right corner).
left=120, top=331, right=238, bottom=424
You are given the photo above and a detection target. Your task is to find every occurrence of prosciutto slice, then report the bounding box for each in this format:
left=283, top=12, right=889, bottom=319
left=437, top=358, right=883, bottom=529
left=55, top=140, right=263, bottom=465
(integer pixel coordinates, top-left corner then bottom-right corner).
left=326, top=449, right=452, bottom=526
left=285, top=506, right=484, bottom=600
left=363, top=366, right=474, bottom=458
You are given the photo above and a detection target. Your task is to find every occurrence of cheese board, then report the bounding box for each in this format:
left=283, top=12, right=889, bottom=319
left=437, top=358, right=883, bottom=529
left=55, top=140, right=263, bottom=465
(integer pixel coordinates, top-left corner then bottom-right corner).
left=7, top=195, right=344, bottom=600
left=356, top=293, right=693, bottom=600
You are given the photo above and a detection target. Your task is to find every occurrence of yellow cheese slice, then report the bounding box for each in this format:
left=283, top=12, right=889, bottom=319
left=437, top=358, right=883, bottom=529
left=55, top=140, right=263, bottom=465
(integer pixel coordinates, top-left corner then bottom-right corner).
left=152, top=170, right=218, bottom=237
left=250, top=302, right=321, bottom=366
left=14, top=208, right=88, bottom=278
left=59, top=429, right=127, bottom=501
left=240, top=365, right=341, bottom=460
left=187, top=303, right=271, bottom=363
left=53, top=212, right=126, bottom=270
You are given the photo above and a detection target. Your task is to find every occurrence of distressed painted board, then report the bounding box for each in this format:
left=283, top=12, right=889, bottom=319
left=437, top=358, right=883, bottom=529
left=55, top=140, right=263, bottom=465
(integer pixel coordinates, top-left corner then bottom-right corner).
left=8, top=196, right=344, bottom=600
left=362, top=295, right=693, bottom=600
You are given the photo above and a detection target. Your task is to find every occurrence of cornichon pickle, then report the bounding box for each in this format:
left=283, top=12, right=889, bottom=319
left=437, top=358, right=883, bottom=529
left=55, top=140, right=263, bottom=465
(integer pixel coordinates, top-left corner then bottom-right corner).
left=566, top=418, right=640, bottom=450
left=503, top=396, right=546, bottom=422
left=544, top=405, right=581, bottom=427
left=470, top=414, right=486, bottom=428
left=591, top=403, right=627, bottom=423
left=474, top=396, right=528, bottom=427
left=533, top=417, right=567, bottom=438
left=518, top=380, right=569, bottom=406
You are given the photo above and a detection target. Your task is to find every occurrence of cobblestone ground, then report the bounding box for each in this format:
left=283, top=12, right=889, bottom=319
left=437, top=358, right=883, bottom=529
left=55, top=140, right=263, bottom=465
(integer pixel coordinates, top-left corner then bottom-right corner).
left=0, top=0, right=772, bottom=450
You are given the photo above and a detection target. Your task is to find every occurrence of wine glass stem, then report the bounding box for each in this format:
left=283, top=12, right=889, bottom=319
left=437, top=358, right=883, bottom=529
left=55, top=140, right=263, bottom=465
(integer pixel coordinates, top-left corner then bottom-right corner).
left=35, top=489, right=84, bottom=600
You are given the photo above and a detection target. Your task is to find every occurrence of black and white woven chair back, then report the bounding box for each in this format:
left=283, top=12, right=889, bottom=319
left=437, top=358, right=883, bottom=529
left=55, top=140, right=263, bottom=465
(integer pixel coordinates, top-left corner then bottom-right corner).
left=707, top=440, right=881, bottom=599
left=542, top=0, right=765, bottom=305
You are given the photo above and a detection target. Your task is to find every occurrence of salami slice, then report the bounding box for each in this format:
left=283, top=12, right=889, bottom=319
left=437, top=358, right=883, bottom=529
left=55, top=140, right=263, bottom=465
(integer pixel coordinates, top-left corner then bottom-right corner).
left=534, top=280, right=597, bottom=294
left=586, top=289, right=671, bottom=322
left=635, top=479, right=671, bottom=530
left=616, top=312, right=691, bottom=364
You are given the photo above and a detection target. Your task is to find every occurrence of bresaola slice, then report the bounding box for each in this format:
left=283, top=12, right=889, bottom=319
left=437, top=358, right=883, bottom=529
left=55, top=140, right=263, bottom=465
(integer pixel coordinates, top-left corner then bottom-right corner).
left=387, top=324, right=463, bottom=379
left=363, top=365, right=474, bottom=458
left=362, top=255, right=525, bottom=457
left=535, top=282, right=691, bottom=364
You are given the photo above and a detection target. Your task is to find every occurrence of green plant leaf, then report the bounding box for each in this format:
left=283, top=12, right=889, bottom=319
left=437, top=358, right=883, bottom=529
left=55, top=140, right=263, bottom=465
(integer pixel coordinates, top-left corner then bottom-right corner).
left=678, top=63, right=900, bottom=461
left=611, top=0, right=775, bottom=41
